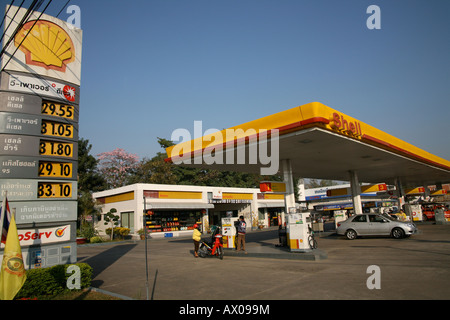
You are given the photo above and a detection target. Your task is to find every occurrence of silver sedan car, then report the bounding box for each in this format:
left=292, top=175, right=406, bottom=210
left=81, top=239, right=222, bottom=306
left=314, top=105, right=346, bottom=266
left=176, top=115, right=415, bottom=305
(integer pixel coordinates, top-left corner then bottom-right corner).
left=336, top=213, right=417, bottom=240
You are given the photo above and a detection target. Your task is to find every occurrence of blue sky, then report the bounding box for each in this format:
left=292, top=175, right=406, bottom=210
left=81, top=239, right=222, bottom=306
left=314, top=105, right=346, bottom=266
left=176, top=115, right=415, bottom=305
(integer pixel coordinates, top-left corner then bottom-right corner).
left=2, top=0, right=450, bottom=161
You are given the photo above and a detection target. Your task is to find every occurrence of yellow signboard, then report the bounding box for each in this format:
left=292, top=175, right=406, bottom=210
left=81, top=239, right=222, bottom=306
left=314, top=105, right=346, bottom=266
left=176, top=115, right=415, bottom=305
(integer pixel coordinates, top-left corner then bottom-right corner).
left=260, top=181, right=286, bottom=193
left=158, top=191, right=202, bottom=199
left=222, top=193, right=253, bottom=200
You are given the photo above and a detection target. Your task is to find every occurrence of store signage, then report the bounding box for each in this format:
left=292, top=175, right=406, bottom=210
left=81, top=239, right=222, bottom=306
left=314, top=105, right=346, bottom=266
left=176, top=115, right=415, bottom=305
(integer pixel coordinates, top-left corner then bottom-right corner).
left=209, top=199, right=252, bottom=204
left=329, top=112, right=362, bottom=137
left=212, top=189, right=222, bottom=199
left=222, top=193, right=253, bottom=200
left=157, top=191, right=202, bottom=199
left=326, top=183, right=387, bottom=197
left=0, top=225, right=71, bottom=247
left=405, top=187, right=425, bottom=194
left=361, top=183, right=387, bottom=193
left=431, top=189, right=447, bottom=195
left=260, top=181, right=286, bottom=193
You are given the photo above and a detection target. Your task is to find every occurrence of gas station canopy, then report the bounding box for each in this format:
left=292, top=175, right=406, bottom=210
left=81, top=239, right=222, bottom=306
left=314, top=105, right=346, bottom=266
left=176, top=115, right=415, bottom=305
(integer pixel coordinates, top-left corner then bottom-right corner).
left=165, top=102, right=450, bottom=188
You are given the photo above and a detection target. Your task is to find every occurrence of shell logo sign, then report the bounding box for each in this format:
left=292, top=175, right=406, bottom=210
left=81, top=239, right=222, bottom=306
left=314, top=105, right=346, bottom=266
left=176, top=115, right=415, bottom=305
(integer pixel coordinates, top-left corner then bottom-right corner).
left=2, top=5, right=82, bottom=86
left=15, top=20, right=76, bottom=73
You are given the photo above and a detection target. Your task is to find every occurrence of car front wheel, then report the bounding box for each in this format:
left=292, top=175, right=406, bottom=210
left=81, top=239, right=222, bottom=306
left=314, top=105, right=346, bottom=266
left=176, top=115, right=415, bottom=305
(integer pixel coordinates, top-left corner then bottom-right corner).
left=392, top=228, right=405, bottom=239
left=345, top=229, right=357, bottom=240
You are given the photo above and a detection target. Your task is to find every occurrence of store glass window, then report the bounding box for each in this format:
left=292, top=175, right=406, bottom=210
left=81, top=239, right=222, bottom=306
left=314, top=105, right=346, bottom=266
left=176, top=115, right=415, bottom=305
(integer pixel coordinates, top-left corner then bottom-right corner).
left=121, top=211, right=135, bottom=233
left=145, top=210, right=203, bottom=233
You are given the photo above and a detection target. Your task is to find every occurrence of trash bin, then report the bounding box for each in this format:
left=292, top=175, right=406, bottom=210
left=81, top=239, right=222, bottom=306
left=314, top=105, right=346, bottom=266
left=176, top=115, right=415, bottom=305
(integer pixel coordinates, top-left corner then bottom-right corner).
left=312, top=222, right=324, bottom=232
left=435, top=209, right=447, bottom=225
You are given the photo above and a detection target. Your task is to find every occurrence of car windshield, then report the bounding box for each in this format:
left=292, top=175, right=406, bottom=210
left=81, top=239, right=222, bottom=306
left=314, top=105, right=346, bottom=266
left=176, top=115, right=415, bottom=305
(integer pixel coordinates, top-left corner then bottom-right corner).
left=381, top=213, right=396, bottom=221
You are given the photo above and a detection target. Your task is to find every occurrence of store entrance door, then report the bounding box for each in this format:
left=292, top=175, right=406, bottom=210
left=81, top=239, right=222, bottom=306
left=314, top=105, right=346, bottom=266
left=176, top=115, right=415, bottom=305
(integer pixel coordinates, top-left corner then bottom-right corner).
left=268, top=208, right=281, bottom=226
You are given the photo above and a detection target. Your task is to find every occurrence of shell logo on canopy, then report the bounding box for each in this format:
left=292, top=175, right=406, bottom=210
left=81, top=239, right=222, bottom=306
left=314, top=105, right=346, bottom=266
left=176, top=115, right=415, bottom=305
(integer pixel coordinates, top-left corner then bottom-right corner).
left=14, top=20, right=76, bottom=73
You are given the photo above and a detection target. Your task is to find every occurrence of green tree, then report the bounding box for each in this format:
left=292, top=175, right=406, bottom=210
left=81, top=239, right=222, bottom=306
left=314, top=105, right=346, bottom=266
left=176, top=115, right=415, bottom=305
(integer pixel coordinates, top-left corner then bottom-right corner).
left=129, top=137, right=282, bottom=187
left=78, top=138, right=106, bottom=193
left=104, top=208, right=119, bottom=241
left=77, top=138, right=106, bottom=238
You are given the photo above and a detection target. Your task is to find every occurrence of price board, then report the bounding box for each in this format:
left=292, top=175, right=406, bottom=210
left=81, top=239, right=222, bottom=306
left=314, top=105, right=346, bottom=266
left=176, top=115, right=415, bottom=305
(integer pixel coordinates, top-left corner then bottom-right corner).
left=37, top=182, right=73, bottom=199
left=0, top=179, right=77, bottom=201
left=39, top=139, right=76, bottom=158
left=0, top=134, right=78, bottom=160
left=0, top=156, right=77, bottom=180
left=41, top=120, right=74, bottom=139
left=0, top=91, right=79, bottom=122
left=38, top=161, right=74, bottom=179
left=0, top=5, right=82, bottom=268
left=41, top=100, right=76, bottom=121
left=0, top=112, right=78, bottom=141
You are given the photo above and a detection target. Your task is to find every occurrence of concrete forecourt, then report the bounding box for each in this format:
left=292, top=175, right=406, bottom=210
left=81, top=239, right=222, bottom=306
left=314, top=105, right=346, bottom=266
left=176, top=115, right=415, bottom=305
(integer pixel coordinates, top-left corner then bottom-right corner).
left=81, top=102, right=450, bottom=306
left=77, top=222, right=450, bottom=301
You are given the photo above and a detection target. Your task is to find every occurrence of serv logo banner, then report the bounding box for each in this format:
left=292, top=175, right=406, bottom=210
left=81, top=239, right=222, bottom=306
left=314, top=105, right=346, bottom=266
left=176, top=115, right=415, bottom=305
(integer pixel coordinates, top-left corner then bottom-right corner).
left=2, top=5, right=83, bottom=86
left=1, top=224, right=71, bottom=248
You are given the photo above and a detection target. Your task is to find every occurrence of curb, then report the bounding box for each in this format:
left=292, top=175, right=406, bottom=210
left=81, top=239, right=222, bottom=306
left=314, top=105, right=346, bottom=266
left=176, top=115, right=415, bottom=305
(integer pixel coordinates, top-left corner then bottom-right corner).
left=89, top=287, right=135, bottom=300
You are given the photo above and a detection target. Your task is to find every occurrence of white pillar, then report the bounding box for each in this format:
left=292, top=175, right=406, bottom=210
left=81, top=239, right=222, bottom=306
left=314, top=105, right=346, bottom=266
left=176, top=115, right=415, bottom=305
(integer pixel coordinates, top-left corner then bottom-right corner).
left=395, top=177, right=405, bottom=211
left=349, top=170, right=363, bottom=214
left=282, top=159, right=296, bottom=220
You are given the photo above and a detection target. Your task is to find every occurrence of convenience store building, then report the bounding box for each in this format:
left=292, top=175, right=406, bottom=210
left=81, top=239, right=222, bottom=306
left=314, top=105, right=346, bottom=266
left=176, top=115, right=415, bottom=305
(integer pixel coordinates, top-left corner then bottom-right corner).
left=93, top=183, right=285, bottom=238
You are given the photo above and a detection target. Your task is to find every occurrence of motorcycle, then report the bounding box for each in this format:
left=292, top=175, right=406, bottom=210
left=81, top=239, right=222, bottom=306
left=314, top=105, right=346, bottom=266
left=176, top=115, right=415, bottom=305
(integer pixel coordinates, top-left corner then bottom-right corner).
left=198, top=226, right=224, bottom=260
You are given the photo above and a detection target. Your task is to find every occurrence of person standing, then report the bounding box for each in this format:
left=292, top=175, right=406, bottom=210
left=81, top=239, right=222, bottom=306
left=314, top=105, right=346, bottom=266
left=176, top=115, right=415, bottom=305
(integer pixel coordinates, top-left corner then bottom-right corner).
left=236, top=216, right=247, bottom=254
left=192, top=224, right=201, bottom=257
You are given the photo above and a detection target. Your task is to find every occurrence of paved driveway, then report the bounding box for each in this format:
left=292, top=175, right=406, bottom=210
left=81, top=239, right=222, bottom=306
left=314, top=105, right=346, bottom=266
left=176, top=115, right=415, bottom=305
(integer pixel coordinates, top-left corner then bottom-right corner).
left=77, top=223, right=450, bottom=300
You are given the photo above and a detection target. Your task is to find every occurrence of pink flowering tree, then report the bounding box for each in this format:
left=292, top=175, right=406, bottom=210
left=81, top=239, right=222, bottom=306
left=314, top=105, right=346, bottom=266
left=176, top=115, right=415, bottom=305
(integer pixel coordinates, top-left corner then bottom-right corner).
left=97, top=148, right=139, bottom=188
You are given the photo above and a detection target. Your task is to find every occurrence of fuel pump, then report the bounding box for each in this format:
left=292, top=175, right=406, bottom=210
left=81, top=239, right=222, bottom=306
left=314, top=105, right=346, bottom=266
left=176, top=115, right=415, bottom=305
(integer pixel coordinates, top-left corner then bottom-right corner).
left=221, top=217, right=238, bottom=249
left=286, top=211, right=314, bottom=252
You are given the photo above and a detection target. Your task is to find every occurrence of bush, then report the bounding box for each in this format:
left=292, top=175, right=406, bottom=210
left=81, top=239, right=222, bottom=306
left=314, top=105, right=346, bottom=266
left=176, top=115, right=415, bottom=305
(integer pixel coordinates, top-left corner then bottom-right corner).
left=105, top=227, right=131, bottom=239
left=78, top=221, right=97, bottom=240
left=89, top=236, right=103, bottom=243
left=15, top=263, right=92, bottom=299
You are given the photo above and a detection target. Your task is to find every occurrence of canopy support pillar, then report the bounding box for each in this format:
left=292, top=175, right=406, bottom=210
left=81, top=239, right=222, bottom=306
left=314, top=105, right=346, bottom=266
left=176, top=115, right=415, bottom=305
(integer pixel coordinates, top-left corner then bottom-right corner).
left=349, top=170, right=363, bottom=214
left=282, top=159, right=296, bottom=220
left=395, top=177, right=405, bottom=211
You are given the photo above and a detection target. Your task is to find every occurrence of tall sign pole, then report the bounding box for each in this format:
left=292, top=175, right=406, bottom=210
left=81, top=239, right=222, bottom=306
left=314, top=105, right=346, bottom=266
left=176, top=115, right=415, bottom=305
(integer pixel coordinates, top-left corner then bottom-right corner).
left=0, top=5, right=82, bottom=268
left=143, top=197, right=149, bottom=300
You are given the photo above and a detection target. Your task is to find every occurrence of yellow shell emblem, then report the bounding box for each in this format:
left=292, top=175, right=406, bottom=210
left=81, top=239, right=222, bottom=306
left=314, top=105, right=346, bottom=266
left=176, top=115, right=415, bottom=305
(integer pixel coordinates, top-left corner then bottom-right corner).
left=14, top=20, right=75, bottom=72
